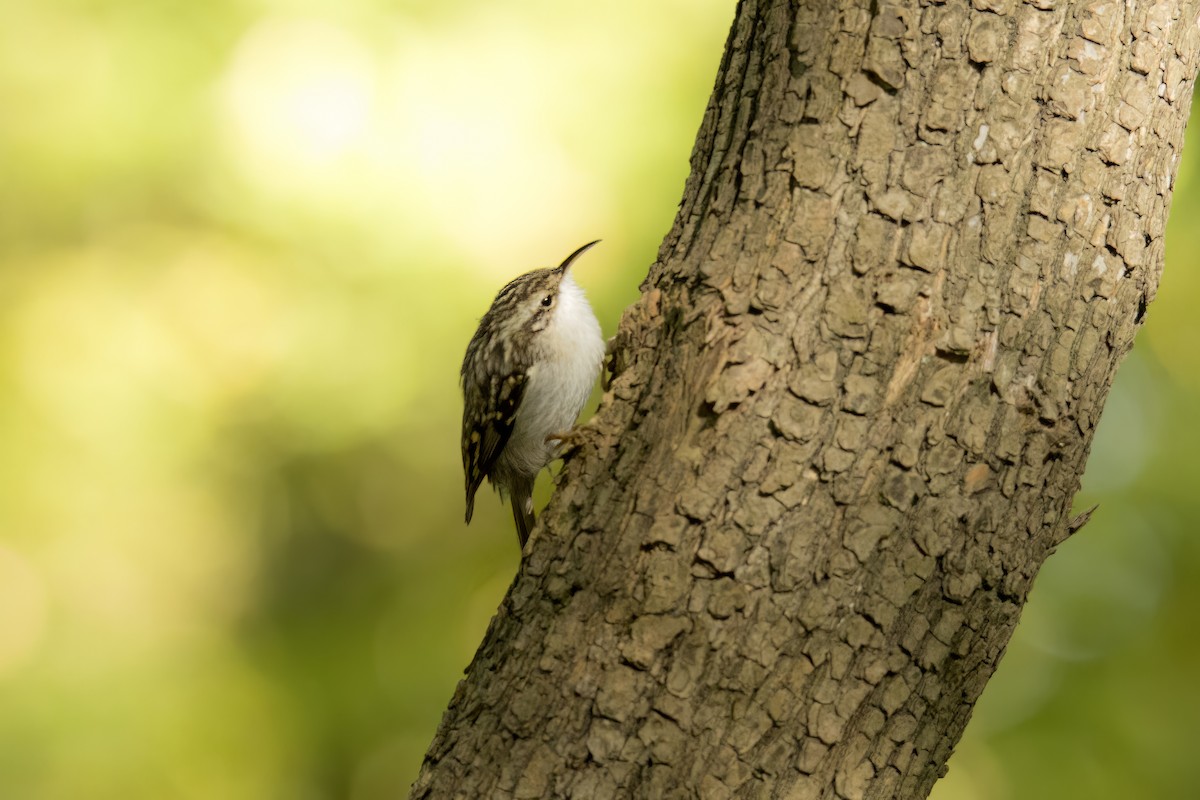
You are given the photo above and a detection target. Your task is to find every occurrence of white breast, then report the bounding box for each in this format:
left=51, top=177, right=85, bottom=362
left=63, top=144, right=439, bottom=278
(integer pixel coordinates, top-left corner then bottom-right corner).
left=500, top=271, right=604, bottom=478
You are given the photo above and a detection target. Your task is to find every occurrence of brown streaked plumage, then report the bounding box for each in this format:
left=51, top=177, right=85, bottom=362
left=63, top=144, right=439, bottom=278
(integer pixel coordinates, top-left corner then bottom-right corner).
left=460, top=241, right=605, bottom=549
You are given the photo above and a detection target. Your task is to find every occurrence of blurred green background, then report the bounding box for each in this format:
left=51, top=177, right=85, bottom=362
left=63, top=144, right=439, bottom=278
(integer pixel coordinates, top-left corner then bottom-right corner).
left=0, top=2, right=1196, bottom=798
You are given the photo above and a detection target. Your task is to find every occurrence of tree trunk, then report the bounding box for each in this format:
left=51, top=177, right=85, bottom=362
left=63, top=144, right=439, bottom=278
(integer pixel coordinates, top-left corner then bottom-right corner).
left=412, top=1, right=1199, bottom=797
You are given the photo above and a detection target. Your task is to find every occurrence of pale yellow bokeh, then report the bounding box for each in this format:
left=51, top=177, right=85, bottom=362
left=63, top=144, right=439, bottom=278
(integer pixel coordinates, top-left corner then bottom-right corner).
left=1, top=2, right=1197, bottom=799
left=0, top=545, right=49, bottom=678
left=222, top=18, right=377, bottom=174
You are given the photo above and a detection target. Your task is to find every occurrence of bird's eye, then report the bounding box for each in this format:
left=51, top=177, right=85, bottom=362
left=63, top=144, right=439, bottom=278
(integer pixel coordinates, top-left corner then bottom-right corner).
left=541, top=294, right=554, bottom=307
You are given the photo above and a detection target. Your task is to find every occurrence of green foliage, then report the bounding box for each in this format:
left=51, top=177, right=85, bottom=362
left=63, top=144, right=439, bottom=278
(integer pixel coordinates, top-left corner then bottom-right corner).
left=0, top=2, right=1195, bottom=798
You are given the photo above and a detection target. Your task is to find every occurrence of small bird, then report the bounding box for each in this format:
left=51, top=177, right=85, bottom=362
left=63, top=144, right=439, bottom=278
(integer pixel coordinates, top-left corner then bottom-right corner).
left=460, top=241, right=606, bottom=549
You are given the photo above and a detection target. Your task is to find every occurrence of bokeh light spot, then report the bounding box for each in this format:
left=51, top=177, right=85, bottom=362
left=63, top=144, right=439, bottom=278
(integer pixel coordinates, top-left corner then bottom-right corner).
left=0, top=546, right=48, bottom=679
left=222, top=18, right=376, bottom=177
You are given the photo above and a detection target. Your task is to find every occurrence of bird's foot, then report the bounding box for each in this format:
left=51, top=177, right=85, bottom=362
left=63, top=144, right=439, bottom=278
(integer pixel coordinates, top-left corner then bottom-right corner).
left=545, top=427, right=593, bottom=457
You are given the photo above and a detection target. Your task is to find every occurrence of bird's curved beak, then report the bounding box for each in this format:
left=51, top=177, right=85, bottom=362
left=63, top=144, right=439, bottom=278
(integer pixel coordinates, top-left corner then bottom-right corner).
left=554, top=239, right=601, bottom=274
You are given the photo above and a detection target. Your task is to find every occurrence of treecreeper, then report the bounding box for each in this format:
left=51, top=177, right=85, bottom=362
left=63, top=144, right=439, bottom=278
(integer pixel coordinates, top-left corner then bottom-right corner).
left=460, top=241, right=606, bottom=549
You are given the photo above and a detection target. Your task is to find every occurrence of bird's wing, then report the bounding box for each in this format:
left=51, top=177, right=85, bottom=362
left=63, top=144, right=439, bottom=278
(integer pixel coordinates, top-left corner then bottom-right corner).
left=462, top=368, right=527, bottom=522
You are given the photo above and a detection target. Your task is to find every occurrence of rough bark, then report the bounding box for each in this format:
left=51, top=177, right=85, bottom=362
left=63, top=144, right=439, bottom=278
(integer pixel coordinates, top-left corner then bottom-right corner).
left=412, top=1, right=1199, bottom=798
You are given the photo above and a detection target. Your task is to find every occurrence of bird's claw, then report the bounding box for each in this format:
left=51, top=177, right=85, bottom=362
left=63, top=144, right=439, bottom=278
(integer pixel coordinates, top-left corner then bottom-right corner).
left=545, top=427, right=590, bottom=457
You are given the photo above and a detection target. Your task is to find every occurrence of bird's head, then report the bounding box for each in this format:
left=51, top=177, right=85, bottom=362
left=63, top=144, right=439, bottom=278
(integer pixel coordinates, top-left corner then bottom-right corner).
left=492, top=240, right=600, bottom=337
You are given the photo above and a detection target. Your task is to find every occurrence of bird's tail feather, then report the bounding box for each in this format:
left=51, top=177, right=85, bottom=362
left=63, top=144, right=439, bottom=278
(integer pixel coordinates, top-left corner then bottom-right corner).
left=510, top=481, right=534, bottom=550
